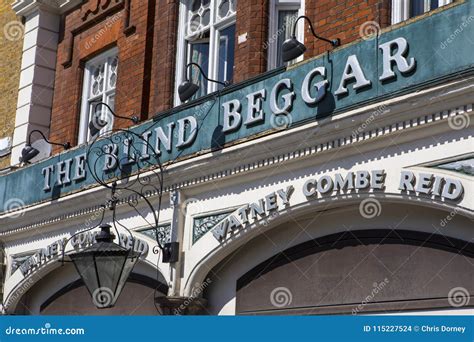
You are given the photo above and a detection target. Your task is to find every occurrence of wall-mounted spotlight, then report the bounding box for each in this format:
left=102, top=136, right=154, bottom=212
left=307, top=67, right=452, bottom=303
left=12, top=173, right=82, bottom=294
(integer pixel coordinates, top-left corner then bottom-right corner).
left=282, top=15, right=340, bottom=63
left=20, top=130, right=70, bottom=163
left=178, top=63, right=229, bottom=103
left=88, top=102, right=140, bottom=137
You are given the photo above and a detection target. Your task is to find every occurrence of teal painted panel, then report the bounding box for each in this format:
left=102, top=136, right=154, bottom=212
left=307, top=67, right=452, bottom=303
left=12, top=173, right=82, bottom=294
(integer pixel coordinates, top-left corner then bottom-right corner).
left=1, top=1, right=473, bottom=213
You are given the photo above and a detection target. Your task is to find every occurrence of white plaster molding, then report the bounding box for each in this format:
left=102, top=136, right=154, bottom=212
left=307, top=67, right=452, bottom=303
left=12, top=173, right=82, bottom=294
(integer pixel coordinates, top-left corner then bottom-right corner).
left=12, top=0, right=82, bottom=16
left=10, top=3, right=63, bottom=166
left=0, top=99, right=471, bottom=238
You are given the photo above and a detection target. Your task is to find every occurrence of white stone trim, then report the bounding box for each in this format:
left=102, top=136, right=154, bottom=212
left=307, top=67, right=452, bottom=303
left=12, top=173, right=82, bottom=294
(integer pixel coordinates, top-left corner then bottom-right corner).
left=12, top=0, right=82, bottom=16
left=10, top=2, right=65, bottom=165
left=0, top=99, right=471, bottom=237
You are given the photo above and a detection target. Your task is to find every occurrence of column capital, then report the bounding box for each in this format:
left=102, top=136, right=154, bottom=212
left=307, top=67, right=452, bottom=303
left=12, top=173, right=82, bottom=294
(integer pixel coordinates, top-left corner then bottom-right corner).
left=155, top=296, right=208, bottom=315
left=12, top=0, right=82, bottom=17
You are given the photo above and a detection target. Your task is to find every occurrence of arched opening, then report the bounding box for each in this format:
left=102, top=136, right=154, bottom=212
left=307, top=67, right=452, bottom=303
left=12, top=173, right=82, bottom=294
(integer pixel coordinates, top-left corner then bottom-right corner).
left=197, top=202, right=473, bottom=315
left=12, top=262, right=168, bottom=315
left=236, top=230, right=474, bottom=315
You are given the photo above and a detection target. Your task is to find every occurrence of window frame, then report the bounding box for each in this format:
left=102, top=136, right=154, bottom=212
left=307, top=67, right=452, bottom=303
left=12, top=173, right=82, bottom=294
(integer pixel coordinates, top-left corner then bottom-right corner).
left=391, top=0, right=452, bottom=24
left=78, top=48, right=119, bottom=144
left=267, top=0, right=305, bottom=71
left=175, top=0, right=237, bottom=105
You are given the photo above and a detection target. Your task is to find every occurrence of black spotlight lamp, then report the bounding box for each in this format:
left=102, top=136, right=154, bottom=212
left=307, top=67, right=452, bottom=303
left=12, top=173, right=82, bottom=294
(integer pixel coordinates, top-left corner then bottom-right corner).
left=20, top=130, right=70, bottom=163
left=88, top=102, right=140, bottom=137
left=282, top=15, right=340, bottom=63
left=69, top=224, right=140, bottom=309
left=178, top=62, right=229, bottom=102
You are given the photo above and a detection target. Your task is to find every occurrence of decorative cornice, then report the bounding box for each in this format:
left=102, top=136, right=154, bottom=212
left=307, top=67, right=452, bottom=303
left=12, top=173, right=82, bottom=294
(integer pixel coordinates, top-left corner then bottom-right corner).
left=12, top=0, right=82, bottom=16
left=82, top=0, right=121, bottom=21
left=0, top=101, right=471, bottom=238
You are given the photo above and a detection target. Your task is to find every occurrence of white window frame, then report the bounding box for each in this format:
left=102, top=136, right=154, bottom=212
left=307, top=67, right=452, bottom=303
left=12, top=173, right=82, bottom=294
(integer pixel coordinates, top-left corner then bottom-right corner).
left=391, top=0, right=452, bottom=24
left=78, top=48, right=118, bottom=144
left=174, top=0, right=237, bottom=106
left=267, top=0, right=305, bottom=70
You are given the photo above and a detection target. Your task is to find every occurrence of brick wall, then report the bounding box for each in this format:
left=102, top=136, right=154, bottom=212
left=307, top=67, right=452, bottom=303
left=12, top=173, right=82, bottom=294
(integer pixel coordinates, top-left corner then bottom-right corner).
left=150, top=0, right=179, bottom=113
left=305, top=0, right=391, bottom=56
left=49, top=0, right=156, bottom=153
left=0, top=4, right=22, bottom=168
left=47, top=0, right=391, bottom=153
left=234, top=0, right=269, bottom=84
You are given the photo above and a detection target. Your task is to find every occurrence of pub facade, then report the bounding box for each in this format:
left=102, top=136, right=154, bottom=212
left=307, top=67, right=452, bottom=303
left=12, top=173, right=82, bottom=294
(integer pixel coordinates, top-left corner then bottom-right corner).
left=0, top=0, right=472, bottom=315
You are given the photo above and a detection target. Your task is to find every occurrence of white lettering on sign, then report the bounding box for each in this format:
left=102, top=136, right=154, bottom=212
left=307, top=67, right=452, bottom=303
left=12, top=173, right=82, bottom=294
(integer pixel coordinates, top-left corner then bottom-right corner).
left=18, top=231, right=149, bottom=277
left=41, top=37, right=417, bottom=192
left=212, top=169, right=465, bottom=242
left=212, top=186, right=295, bottom=241
left=398, top=171, right=464, bottom=200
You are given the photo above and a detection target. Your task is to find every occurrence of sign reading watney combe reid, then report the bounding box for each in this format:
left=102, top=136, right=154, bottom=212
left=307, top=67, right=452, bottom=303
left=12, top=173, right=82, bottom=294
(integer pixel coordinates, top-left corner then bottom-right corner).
left=212, top=170, right=465, bottom=242
left=1, top=1, right=472, bottom=213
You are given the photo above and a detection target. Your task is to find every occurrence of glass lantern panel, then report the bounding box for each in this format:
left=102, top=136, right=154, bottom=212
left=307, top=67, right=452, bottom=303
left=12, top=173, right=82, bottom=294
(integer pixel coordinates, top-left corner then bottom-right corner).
left=94, top=253, right=127, bottom=293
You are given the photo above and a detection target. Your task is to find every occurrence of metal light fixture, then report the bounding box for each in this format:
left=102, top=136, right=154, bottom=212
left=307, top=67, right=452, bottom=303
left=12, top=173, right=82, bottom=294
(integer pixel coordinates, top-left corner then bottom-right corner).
left=282, top=15, right=340, bottom=63
left=20, top=130, right=70, bottom=163
left=178, top=62, right=229, bottom=102
left=68, top=224, right=140, bottom=309
left=88, top=102, right=140, bottom=137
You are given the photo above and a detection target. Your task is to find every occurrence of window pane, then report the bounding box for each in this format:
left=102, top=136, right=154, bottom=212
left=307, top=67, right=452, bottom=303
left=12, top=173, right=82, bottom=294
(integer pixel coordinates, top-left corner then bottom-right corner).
left=218, top=24, right=235, bottom=87
left=90, top=63, right=105, bottom=98
left=410, top=0, right=426, bottom=17
left=190, top=40, right=210, bottom=99
left=430, top=0, right=439, bottom=10
left=108, top=56, right=118, bottom=90
left=276, top=10, right=298, bottom=68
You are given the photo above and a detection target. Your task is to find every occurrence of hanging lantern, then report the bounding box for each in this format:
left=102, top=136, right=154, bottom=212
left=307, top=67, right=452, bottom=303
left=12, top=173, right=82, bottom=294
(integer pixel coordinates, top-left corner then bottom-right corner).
left=69, top=224, right=139, bottom=309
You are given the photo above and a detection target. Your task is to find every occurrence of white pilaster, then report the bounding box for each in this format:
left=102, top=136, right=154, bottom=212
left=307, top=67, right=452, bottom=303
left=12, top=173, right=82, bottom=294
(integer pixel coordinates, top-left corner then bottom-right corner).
left=10, top=0, right=81, bottom=165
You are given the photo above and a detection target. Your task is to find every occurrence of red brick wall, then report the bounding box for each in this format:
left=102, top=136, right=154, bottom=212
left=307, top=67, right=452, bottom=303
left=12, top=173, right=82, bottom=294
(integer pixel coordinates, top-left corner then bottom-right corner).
left=150, top=0, right=179, bottom=113
left=233, top=0, right=269, bottom=84
left=49, top=0, right=156, bottom=152
left=305, top=0, right=391, bottom=56
left=48, top=0, right=391, bottom=153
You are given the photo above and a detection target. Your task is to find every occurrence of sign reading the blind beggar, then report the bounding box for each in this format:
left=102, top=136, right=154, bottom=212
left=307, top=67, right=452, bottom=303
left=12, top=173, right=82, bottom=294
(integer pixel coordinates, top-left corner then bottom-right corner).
left=212, top=170, right=464, bottom=241
left=39, top=37, right=416, bottom=193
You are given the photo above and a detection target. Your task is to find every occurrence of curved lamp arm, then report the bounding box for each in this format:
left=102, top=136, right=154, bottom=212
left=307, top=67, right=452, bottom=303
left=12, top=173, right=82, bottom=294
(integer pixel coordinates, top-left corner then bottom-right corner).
left=93, top=102, right=140, bottom=124
left=28, top=130, right=70, bottom=149
left=292, top=15, right=340, bottom=47
left=185, top=62, right=229, bottom=87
